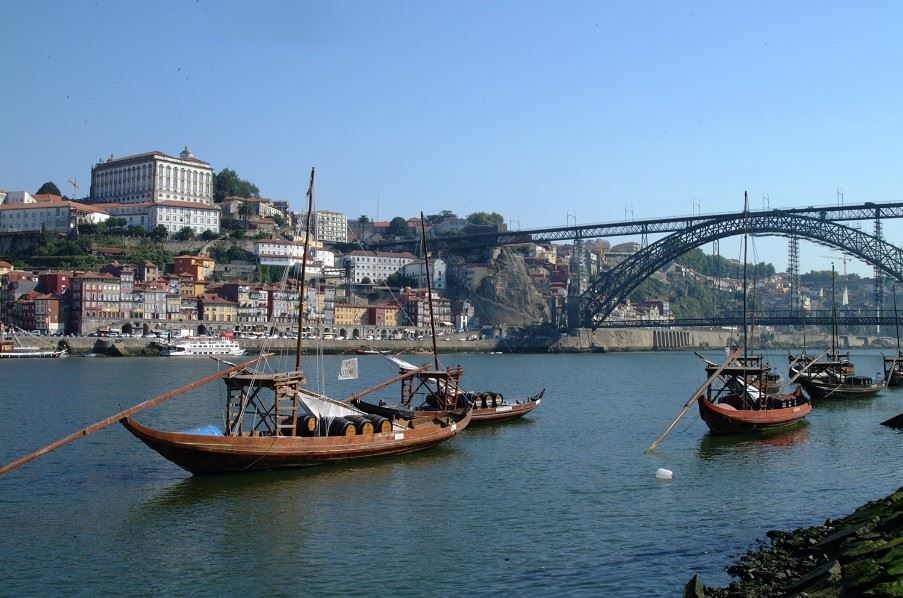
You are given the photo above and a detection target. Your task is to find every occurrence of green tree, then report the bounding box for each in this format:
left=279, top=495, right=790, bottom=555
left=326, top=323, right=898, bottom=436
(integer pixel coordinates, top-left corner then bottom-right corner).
left=466, top=212, right=504, bottom=226
left=388, top=216, right=413, bottom=237
left=386, top=271, right=418, bottom=289
left=200, top=229, right=219, bottom=241
left=175, top=226, right=195, bottom=241
left=213, top=168, right=260, bottom=202
left=150, top=225, right=169, bottom=241
left=238, top=202, right=254, bottom=218
left=427, top=210, right=457, bottom=224
left=35, top=181, right=61, bottom=195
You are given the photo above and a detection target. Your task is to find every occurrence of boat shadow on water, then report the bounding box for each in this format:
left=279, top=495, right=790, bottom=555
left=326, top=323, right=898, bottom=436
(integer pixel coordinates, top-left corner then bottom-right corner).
left=464, top=414, right=537, bottom=435
left=696, top=423, right=812, bottom=461
left=137, top=442, right=465, bottom=510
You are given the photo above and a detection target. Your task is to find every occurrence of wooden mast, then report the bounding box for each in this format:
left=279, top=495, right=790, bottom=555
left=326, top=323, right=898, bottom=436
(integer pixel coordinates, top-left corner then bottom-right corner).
left=831, top=263, right=837, bottom=359
left=742, top=191, right=749, bottom=364
left=420, top=211, right=440, bottom=370
left=294, top=167, right=315, bottom=371
left=895, top=284, right=900, bottom=356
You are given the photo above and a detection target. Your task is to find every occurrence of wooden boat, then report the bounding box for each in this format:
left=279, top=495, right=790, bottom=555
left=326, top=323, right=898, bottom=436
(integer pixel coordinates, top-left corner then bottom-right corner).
left=122, top=369, right=470, bottom=474
left=0, top=323, right=67, bottom=359
left=796, top=368, right=882, bottom=400
left=698, top=363, right=811, bottom=435
left=883, top=285, right=903, bottom=387
left=790, top=267, right=881, bottom=400
left=120, top=170, right=471, bottom=474
left=357, top=354, right=545, bottom=424
left=685, top=193, right=810, bottom=439
left=883, top=356, right=903, bottom=388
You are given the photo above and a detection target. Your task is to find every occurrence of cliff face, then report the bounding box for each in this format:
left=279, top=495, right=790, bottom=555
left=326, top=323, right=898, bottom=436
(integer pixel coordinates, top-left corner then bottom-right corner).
left=469, top=247, right=550, bottom=326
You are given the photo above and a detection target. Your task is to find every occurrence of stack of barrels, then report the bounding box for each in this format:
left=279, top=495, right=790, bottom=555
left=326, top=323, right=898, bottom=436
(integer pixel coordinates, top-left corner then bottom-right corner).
left=313, top=413, right=392, bottom=437
left=461, top=391, right=504, bottom=409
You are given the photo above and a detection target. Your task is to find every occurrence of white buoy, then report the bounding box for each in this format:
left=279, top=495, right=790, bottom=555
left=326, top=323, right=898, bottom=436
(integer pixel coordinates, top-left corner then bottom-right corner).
left=655, top=467, right=673, bottom=480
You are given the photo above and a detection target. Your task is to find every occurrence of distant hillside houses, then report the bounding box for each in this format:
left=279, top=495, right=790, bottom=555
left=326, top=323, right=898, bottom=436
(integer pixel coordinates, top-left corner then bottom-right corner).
left=255, top=238, right=336, bottom=275
left=342, top=251, right=418, bottom=284
left=0, top=191, right=109, bottom=233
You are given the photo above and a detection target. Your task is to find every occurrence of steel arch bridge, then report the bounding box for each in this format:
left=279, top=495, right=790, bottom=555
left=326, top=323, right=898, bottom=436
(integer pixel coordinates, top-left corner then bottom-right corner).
left=580, top=212, right=903, bottom=328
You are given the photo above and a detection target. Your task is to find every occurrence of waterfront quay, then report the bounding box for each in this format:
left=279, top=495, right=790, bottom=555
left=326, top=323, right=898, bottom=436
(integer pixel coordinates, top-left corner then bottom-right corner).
left=28, top=326, right=903, bottom=356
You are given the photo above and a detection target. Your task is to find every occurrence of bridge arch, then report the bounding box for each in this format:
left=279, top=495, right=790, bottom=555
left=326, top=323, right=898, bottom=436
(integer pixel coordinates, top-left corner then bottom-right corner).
left=580, top=212, right=903, bottom=327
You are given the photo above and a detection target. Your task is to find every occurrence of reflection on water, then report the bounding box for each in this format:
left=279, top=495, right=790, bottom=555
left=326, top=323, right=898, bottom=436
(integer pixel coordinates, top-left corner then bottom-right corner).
left=697, top=424, right=812, bottom=461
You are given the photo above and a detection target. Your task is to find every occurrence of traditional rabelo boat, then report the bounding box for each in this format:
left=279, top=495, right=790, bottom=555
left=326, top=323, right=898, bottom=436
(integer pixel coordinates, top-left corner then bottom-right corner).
left=698, top=195, right=810, bottom=434
left=792, top=266, right=882, bottom=400
left=357, top=354, right=545, bottom=424
left=883, top=286, right=903, bottom=388
left=697, top=360, right=811, bottom=435
left=647, top=194, right=811, bottom=452
left=348, top=215, right=544, bottom=426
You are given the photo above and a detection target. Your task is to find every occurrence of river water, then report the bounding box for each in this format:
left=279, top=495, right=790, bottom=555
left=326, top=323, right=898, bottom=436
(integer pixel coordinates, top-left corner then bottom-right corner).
left=1, top=350, right=900, bottom=596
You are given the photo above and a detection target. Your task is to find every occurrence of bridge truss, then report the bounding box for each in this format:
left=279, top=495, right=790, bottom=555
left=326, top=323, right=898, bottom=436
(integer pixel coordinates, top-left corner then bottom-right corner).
left=579, top=213, right=903, bottom=328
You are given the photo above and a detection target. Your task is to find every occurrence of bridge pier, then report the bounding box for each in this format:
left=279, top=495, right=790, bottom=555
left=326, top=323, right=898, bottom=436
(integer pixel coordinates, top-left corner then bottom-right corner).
left=652, top=329, right=691, bottom=349
left=552, top=328, right=733, bottom=352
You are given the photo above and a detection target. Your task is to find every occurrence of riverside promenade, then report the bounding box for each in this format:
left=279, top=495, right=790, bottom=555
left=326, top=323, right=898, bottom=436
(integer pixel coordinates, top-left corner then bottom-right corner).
left=20, top=327, right=900, bottom=356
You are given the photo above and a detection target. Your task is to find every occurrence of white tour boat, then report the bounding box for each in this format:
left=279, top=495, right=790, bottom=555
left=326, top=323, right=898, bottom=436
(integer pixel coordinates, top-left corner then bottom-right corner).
left=160, top=336, right=245, bottom=357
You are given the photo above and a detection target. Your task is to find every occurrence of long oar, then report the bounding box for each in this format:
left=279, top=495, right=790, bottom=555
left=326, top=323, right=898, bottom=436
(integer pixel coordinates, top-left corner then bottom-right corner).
left=0, top=353, right=271, bottom=476
left=783, top=351, right=827, bottom=389
left=646, top=347, right=743, bottom=454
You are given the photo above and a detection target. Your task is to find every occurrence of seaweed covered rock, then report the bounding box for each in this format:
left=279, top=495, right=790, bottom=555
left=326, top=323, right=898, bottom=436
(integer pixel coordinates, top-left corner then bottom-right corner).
left=689, top=487, right=903, bottom=597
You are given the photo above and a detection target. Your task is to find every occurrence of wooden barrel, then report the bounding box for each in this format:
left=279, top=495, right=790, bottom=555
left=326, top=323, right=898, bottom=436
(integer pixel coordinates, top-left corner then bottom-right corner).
left=346, top=415, right=375, bottom=435
left=298, top=414, right=318, bottom=436
left=364, top=414, right=392, bottom=433
left=479, top=393, right=491, bottom=408
left=328, top=418, right=356, bottom=436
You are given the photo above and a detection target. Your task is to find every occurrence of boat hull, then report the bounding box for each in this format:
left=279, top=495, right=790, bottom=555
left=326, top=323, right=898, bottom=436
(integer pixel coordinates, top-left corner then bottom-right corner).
left=884, top=359, right=903, bottom=387
left=0, top=350, right=66, bottom=358
left=469, top=399, right=541, bottom=424
left=698, top=398, right=811, bottom=435
left=798, top=378, right=883, bottom=400
left=404, top=389, right=544, bottom=425
left=121, top=411, right=470, bottom=475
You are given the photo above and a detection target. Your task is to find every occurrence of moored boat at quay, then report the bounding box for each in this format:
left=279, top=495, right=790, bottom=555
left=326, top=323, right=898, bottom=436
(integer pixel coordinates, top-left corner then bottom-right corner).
left=159, top=336, right=245, bottom=357
left=0, top=323, right=67, bottom=359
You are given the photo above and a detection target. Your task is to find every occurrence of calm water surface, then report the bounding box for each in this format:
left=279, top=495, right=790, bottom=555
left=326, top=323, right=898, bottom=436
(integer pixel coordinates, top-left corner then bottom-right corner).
left=1, top=351, right=900, bottom=596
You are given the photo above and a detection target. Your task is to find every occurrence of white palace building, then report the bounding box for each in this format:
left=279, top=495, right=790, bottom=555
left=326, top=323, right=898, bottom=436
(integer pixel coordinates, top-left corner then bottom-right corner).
left=88, top=147, right=219, bottom=234
left=90, top=147, right=214, bottom=205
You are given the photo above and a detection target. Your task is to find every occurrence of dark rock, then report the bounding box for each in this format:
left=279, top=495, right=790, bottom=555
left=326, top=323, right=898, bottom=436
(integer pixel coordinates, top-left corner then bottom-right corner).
left=694, top=487, right=903, bottom=597
left=868, top=579, right=903, bottom=597
left=683, top=574, right=705, bottom=598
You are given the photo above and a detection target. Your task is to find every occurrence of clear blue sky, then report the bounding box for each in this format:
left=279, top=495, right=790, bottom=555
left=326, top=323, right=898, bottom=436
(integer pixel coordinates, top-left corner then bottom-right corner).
left=3, top=1, right=903, bottom=276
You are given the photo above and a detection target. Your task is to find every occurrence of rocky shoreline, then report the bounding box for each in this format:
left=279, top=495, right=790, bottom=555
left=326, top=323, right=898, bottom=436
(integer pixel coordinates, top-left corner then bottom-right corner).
left=685, top=487, right=903, bottom=597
